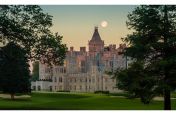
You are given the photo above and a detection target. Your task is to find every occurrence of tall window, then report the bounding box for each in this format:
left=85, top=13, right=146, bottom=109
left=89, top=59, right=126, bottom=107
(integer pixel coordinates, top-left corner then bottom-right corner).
left=89, top=79, right=91, bottom=82
left=38, top=86, right=41, bottom=91
left=59, top=77, right=62, bottom=82
left=85, top=78, right=87, bottom=82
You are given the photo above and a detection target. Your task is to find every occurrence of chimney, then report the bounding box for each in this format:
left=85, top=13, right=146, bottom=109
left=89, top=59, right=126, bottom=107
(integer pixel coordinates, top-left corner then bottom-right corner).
left=70, top=47, right=74, bottom=51
left=80, top=47, right=86, bottom=52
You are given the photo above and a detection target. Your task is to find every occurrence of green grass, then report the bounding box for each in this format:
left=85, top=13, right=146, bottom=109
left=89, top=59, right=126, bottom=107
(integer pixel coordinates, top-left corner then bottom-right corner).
left=0, top=92, right=176, bottom=110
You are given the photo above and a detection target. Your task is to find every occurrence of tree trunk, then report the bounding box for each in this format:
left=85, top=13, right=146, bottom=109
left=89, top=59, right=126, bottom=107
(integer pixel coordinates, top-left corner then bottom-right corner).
left=164, top=88, right=171, bottom=110
left=10, top=93, right=15, bottom=100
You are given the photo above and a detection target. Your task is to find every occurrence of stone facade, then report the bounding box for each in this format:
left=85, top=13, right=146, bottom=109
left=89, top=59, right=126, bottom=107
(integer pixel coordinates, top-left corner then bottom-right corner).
left=31, top=27, right=130, bottom=93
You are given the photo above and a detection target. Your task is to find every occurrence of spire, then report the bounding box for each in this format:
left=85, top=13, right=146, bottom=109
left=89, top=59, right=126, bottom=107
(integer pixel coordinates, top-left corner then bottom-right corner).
left=90, top=26, right=102, bottom=42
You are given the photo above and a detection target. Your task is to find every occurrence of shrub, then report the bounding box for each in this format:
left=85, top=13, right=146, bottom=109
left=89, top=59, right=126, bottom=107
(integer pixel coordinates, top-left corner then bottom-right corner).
left=57, top=90, right=70, bottom=92
left=94, top=91, right=109, bottom=94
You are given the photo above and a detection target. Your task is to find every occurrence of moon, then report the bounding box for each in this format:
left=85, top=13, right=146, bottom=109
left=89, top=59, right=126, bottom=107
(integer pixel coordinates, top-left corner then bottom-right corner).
left=101, top=21, right=108, bottom=28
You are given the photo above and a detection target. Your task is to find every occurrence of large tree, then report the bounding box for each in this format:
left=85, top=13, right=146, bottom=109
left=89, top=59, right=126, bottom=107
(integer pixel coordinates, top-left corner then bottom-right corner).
left=0, top=5, right=67, bottom=98
left=0, top=5, right=67, bottom=65
left=114, top=5, right=176, bottom=110
left=0, top=42, right=31, bottom=99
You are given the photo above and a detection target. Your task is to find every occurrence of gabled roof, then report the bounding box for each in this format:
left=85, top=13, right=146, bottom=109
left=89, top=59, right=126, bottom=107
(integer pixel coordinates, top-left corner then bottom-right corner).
left=90, top=27, right=102, bottom=42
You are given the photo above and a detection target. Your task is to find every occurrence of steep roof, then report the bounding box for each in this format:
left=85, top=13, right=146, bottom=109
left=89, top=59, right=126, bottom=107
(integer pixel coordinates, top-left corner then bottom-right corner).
left=90, top=27, right=102, bottom=42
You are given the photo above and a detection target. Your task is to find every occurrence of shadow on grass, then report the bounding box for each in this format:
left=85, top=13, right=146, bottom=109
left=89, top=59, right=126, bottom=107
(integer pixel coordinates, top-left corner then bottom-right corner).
left=31, top=92, right=92, bottom=99
left=1, top=98, right=31, bottom=102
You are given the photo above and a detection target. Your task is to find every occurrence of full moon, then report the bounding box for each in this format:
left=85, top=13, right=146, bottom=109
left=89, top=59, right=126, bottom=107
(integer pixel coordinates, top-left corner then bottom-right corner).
left=101, top=21, right=108, bottom=28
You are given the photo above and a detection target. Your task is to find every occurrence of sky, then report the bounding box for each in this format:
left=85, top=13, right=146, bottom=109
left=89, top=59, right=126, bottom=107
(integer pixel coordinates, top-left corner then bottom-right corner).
left=40, top=5, right=137, bottom=50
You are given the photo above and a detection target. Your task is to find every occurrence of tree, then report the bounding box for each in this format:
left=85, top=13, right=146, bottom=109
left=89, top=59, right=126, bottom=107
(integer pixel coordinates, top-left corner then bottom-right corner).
left=0, top=5, right=67, bottom=65
left=0, top=5, right=67, bottom=98
left=114, top=5, right=176, bottom=110
left=0, top=42, right=31, bottom=100
left=31, top=61, right=39, bottom=81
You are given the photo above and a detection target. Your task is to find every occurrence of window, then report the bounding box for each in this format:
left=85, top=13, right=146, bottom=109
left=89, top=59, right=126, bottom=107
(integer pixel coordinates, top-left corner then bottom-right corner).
left=64, top=68, right=66, bottom=73
left=60, top=68, right=63, bottom=73
left=110, top=61, right=113, bottom=67
left=38, top=86, right=41, bottom=91
left=59, top=77, right=62, bottom=82
left=89, top=79, right=91, bottom=82
left=54, top=77, right=57, bottom=82
left=49, top=86, right=52, bottom=91
left=74, top=86, right=76, bottom=90
left=80, top=79, right=82, bottom=82
left=80, top=86, right=82, bottom=90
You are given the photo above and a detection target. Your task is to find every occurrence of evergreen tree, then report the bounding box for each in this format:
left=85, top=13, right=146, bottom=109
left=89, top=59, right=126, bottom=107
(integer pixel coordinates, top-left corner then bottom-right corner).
left=115, top=5, right=176, bottom=110
left=0, top=42, right=31, bottom=100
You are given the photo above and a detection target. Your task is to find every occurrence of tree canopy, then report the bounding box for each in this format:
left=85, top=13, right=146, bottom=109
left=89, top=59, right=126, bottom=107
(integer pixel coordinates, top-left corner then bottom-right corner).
left=0, top=42, right=31, bottom=99
left=114, top=5, right=176, bottom=110
left=0, top=5, right=67, bottom=65
left=0, top=5, right=67, bottom=99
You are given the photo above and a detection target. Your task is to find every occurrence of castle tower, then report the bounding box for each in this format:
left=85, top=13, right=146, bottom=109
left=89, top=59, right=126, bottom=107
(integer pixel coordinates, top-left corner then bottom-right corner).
left=88, top=26, right=104, bottom=57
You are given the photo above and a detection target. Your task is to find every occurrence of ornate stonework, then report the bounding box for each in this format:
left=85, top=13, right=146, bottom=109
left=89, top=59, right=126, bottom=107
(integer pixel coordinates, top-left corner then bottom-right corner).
left=31, top=27, right=130, bottom=93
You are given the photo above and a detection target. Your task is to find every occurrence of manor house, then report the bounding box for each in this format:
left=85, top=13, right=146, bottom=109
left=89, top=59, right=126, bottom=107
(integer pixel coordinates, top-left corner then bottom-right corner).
left=31, top=27, right=131, bottom=92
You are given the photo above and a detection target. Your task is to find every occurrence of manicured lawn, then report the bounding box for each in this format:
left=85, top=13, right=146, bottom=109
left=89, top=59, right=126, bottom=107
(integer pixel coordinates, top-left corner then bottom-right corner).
left=0, top=92, right=176, bottom=110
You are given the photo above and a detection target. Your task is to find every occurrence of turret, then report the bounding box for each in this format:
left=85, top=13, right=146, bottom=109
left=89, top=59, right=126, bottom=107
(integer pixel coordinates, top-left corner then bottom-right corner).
left=88, top=26, right=104, bottom=57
